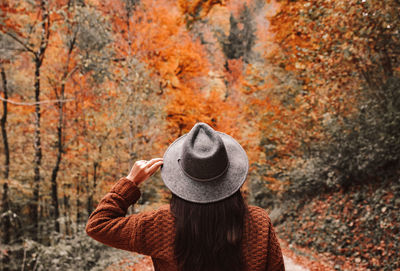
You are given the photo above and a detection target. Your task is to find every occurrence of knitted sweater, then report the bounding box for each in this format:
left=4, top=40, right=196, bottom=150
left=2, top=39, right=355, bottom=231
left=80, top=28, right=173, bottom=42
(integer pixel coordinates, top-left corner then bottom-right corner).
left=86, top=177, right=285, bottom=271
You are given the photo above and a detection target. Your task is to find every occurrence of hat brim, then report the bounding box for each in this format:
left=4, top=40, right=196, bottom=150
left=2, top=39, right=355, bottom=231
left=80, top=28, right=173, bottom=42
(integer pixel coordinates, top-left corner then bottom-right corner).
left=161, top=131, right=249, bottom=203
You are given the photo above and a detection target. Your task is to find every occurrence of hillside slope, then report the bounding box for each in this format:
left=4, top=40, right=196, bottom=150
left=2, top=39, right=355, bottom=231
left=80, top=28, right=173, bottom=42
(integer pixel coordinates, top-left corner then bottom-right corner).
left=274, top=179, right=400, bottom=271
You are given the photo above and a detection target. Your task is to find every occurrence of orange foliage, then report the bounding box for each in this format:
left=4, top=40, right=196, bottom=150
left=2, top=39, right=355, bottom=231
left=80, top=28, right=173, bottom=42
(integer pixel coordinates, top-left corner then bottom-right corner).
left=177, top=0, right=227, bottom=26
left=268, top=0, right=399, bottom=117
left=0, top=1, right=25, bottom=37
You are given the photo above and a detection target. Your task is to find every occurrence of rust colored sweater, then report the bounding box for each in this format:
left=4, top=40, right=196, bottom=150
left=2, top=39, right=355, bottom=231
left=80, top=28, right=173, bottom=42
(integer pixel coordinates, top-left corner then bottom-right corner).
left=86, top=177, right=285, bottom=271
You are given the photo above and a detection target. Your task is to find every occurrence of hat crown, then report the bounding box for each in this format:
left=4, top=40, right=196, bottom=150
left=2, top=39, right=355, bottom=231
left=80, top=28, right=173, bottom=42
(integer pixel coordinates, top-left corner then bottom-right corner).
left=180, top=123, right=229, bottom=181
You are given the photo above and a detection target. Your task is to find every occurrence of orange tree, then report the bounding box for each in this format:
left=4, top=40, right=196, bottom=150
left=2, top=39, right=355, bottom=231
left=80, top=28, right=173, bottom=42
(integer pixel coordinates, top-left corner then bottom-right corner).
left=267, top=0, right=400, bottom=193
left=269, top=0, right=399, bottom=118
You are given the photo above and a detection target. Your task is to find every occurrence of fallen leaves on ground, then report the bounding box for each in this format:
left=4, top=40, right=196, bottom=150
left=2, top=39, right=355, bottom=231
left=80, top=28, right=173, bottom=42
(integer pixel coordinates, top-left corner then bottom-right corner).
left=277, top=180, right=400, bottom=270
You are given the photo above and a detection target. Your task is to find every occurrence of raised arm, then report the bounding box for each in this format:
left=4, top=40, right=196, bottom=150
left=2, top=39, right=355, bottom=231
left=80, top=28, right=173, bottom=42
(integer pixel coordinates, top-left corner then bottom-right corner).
left=85, top=158, right=163, bottom=251
left=85, top=177, right=141, bottom=250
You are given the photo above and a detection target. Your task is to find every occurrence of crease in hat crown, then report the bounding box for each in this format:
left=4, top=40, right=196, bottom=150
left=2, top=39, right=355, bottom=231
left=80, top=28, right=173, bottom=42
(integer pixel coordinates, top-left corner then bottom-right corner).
left=179, top=123, right=229, bottom=182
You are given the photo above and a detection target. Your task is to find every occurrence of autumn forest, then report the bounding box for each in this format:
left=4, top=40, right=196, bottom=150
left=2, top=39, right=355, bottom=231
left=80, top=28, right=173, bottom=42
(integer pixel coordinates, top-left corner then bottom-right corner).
left=1, top=0, right=399, bottom=270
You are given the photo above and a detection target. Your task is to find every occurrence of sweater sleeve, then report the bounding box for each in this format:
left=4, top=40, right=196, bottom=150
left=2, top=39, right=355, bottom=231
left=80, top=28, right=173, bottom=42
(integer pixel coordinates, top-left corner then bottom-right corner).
left=266, top=221, right=285, bottom=271
left=85, top=177, right=143, bottom=251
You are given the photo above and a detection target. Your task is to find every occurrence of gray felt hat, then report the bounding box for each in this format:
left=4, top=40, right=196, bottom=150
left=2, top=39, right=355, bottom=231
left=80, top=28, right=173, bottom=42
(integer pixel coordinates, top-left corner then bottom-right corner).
left=161, top=122, right=249, bottom=203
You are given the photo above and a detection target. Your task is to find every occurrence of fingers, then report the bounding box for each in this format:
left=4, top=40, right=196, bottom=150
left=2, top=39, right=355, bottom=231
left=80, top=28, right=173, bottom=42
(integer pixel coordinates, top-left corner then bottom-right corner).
left=148, top=160, right=163, bottom=175
left=132, top=158, right=163, bottom=179
left=146, top=158, right=163, bottom=167
left=134, top=160, right=147, bottom=168
left=127, top=158, right=161, bottom=184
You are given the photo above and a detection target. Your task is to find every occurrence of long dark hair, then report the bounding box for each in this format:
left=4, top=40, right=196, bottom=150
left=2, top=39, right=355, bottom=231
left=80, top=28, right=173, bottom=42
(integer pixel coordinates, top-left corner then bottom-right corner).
left=170, top=190, right=248, bottom=271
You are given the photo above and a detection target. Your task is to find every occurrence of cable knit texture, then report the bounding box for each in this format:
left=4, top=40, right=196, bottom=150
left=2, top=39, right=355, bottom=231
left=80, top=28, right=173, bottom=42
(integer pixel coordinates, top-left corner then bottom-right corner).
left=86, top=177, right=285, bottom=271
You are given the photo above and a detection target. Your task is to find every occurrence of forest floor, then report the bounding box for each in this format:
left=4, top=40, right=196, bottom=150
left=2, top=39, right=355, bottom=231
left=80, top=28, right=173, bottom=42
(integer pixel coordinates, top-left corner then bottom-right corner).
left=283, top=256, right=308, bottom=271
left=96, top=223, right=331, bottom=271
left=102, top=245, right=315, bottom=271
left=275, top=179, right=400, bottom=271
left=279, top=239, right=336, bottom=271
left=104, top=254, right=311, bottom=271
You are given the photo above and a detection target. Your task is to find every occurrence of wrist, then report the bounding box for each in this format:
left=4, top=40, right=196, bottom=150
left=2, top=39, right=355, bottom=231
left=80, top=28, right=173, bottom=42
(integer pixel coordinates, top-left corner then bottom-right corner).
left=126, top=175, right=139, bottom=186
left=110, top=177, right=142, bottom=204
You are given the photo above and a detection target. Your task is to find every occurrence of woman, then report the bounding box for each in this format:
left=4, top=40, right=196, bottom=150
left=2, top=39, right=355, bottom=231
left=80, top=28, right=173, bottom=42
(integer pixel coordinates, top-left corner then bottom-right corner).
left=86, top=122, right=285, bottom=271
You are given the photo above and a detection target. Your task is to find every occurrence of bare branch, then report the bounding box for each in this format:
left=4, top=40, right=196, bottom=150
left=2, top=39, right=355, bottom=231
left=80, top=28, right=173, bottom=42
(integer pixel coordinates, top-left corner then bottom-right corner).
left=0, top=96, right=74, bottom=106
left=4, top=32, right=35, bottom=54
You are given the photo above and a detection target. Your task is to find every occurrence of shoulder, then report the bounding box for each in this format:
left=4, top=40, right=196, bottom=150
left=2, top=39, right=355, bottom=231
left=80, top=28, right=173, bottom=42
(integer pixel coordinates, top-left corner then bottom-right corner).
left=133, top=204, right=174, bottom=225
left=248, top=205, right=271, bottom=218
left=246, top=205, right=272, bottom=228
left=132, top=204, right=176, bottom=239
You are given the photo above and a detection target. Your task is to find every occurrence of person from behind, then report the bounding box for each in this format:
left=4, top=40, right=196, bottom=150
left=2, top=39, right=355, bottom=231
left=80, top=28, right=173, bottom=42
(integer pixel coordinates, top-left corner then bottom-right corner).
left=86, top=122, right=285, bottom=270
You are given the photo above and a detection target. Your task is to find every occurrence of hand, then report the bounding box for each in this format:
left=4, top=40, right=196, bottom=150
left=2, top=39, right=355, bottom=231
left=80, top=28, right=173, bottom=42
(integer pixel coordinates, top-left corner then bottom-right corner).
left=126, top=158, right=163, bottom=186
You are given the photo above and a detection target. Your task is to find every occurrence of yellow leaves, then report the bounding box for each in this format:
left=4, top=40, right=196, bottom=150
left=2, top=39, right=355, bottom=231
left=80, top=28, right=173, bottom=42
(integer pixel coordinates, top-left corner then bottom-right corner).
left=206, top=5, right=231, bottom=34
left=8, top=100, right=35, bottom=114
left=284, top=64, right=296, bottom=71
left=225, top=58, right=244, bottom=89
left=263, top=176, right=281, bottom=190
left=169, top=76, right=181, bottom=89
left=241, top=82, right=258, bottom=95
left=178, top=0, right=226, bottom=24
left=158, top=58, right=179, bottom=77
left=1, top=179, right=31, bottom=196
left=295, top=62, right=306, bottom=69
left=158, top=58, right=182, bottom=89
left=310, top=111, right=318, bottom=122
left=161, top=75, right=181, bottom=90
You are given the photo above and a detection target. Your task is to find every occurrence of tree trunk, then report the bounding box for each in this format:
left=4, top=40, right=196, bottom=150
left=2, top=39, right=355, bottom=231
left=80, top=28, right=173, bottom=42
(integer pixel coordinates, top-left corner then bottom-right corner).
left=63, top=190, right=71, bottom=236
left=31, top=0, right=50, bottom=241
left=1, top=181, right=11, bottom=270
left=86, top=166, right=92, bottom=217
left=86, top=161, right=99, bottom=217
left=1, top=66, right=11, bottom=271
left=380, top=48, right=393, bottom=79
left=49, top=83, right=65, bottom=233
left=93, top=161, right=98, bottom=197
left=49, top=22, right=77, bottom=233
left=86, top=181, right=92, bottom=217
left=76, top=179, right=81, bottom=226
left=1, top=66, right=10, bottom=179
left=50, top=138, right=61, bottom=232
left=31, top=57, right=43, bottom=240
